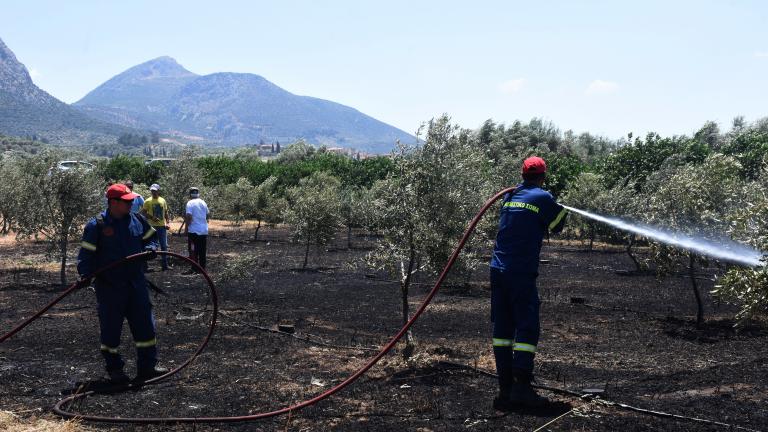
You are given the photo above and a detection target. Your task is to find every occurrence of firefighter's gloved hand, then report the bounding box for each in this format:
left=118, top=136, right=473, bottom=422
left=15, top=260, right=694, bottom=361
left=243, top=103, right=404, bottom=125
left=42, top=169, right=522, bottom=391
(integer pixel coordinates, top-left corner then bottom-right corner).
left=143, top=247, right=158, bottom=261
left=78, top=275, right=93, bottom=287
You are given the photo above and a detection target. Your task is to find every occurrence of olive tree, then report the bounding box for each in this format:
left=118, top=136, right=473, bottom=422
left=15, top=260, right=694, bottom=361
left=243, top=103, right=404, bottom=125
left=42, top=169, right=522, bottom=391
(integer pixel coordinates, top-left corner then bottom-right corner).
left=644, top=154, right=744, bottom=326
left=14, top=151, right=102, bottom=285
left=714, top=175, right=768, bottom=323
left=283, top=171, right=342, bottom=269
left=0, top=156, right=25, bottom=235
left=602, top=182, right=645, bottom=271
left=339, top=185, right=370, bottom=249
left=216, top=177, right=256, bottom=225
left=252, top=176, right=279, bottom=241
left=158, top=148, right=204, bottom=232
left=563, top=173, right=645, bottom=270
left=275, top=140, right=315, bottom=163
left=562, top=173, right=607, bottom=251
left=366, top=116, right=492, bottom=357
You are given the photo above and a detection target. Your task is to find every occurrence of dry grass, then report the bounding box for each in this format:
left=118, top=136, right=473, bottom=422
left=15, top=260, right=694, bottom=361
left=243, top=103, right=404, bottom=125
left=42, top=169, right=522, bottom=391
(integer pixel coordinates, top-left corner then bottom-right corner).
left=0, top=411, right=91, bottom=432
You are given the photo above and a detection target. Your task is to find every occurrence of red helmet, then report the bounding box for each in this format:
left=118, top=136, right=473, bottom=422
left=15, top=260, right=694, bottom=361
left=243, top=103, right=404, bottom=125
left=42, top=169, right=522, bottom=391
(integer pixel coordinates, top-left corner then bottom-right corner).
left=106, top=183, right=139, bottom=201
left=522, top=156, right=547, bottom=175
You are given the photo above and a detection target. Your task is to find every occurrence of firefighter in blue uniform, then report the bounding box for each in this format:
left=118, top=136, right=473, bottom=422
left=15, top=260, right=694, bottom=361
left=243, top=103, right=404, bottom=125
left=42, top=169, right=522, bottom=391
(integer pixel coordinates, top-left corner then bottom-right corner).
left=490, top=156, right=568, bottom=410
left=77, top=183, right=167, bottom=384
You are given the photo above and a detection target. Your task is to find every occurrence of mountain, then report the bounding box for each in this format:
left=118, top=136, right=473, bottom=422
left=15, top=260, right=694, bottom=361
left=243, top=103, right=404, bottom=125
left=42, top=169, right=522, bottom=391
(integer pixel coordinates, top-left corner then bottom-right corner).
left=0, top=37, right=130, bottom=145
left=75, top=58, right=414, bottom=153
left=77, top=56, right=198, bottom=114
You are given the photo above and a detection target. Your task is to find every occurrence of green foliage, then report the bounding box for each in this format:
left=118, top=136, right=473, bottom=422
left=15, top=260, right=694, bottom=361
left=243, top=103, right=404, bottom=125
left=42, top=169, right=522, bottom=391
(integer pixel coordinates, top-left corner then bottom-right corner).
left=195, top=148, right=394, bottom=192
left=366, top=116, right=493, bottom=356
left=7, top=114, right=768, bottom=328
left=476, top=119, right=589, bottom=198
left=0, top=155, right=26, bottom=234
left=283, top=171, right=343, bottom=269
left=251, top=176, right=281, bottom=240
left=541, top=152, right=586, bottom=198
left=12, top=150, right=102, bottom=285
left=643, top=154, right=744, bottom=324
left=721, top=128, right=768, bottom=180
left=716, top=268, right=768, bottom=323
left=117, top=133, right=149, bottom=147
left=562, top=173, right=608, bottom=246
left=97, top=155, right=165, bottom=186
left=275, top=140, right=316, bottom=163
left=645, top=154, right=742, bottom=243
left=339, top=185, right=371, bottom=249
left=212, top=178, right=256, bottom=225
left=598, top=132, right=711, bottom=190
left=158, top=149, right=204, bottom=220
left=214, top=252, right=268, bottom=285
left=0, top=134, right=47, bottom=155
left=714, top=176, right=768, bottom=322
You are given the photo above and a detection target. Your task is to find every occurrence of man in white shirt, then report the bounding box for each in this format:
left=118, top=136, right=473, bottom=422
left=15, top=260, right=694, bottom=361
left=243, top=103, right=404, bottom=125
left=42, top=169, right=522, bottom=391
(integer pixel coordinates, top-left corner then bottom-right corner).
left=184, top=187, right=210, bottom=271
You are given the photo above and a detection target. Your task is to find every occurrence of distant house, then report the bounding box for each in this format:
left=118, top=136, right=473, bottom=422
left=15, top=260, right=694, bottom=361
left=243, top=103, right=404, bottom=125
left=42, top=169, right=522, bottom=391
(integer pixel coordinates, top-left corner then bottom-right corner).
left=256, top=141, right=281, bottom=158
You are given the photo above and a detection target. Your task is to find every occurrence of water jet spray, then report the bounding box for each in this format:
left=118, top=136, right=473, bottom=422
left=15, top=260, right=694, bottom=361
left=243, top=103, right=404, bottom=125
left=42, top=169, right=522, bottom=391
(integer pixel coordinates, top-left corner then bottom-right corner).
left=562, top=206, right=765, bottom=267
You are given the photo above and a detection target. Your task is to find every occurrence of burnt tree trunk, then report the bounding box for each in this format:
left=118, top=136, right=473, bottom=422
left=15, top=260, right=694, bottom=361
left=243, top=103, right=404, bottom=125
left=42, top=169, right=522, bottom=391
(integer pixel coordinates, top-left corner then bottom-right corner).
left=400, top=233, right=417, bottom=359
left=59, top=229, right=68, bottom=286
left=302, top=236, right=311, bottom=269
left=253, top=219, right=262, bottom=241
left=689, top=253, right=704, bottom=327
left=626, top=234, right=642, bottom=272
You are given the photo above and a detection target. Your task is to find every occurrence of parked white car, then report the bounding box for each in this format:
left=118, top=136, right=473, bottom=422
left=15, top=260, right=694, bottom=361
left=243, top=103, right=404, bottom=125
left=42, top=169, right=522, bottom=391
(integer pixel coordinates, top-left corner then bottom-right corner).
left=56, top=160, right=95, bottom=171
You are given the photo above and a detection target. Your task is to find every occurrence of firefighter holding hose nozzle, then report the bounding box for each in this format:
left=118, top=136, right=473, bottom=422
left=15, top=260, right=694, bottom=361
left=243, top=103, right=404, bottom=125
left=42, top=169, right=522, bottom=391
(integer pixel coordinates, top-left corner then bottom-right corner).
left=77, top=183, right=168, bottom=384
left=490, top=156, right=568, bottom=410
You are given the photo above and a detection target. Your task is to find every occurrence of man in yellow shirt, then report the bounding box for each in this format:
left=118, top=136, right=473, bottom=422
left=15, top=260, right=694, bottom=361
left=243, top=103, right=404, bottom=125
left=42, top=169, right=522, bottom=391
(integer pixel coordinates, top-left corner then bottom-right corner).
left=141, top=184, right=171, bottom=271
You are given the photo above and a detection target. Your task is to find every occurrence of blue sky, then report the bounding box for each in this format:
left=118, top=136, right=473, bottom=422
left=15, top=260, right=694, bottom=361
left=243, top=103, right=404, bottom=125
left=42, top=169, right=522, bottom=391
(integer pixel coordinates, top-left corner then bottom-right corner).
left=2, top=0, right=767, bottom=139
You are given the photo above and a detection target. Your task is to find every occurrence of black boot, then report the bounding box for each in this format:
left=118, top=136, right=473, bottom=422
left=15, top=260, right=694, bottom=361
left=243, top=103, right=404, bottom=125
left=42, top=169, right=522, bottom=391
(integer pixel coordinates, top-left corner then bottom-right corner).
left=106, top=369, right=130, bottom=385
left=492, top=374, right=517, bottom=411
left=508, top=370, right=548, bottom=408
left=136, top=365, right=169, bottom=381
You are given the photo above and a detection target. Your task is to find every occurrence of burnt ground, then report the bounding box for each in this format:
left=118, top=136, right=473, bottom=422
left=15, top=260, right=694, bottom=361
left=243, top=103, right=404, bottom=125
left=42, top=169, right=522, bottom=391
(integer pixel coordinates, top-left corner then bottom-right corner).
left=1, top=221, right=766, bottom=432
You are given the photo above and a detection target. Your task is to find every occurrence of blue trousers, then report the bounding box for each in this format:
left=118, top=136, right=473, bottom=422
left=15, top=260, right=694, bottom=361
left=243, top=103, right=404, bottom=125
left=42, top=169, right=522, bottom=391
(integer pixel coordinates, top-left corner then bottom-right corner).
left=490, top=268, right=540, bottom=378
left=154, top=227, right=169, bottom=269
left=95, top=281, right=157, bottom=372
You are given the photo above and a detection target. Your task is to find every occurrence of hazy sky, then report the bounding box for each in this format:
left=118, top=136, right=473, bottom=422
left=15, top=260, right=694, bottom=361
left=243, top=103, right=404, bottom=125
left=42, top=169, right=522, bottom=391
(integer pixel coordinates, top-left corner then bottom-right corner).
left=3, top=0, right=767, bottom=139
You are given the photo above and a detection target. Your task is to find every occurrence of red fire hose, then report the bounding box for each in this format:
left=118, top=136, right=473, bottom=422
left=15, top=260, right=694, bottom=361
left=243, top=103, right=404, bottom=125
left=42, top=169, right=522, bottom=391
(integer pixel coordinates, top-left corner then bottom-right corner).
left=1, top=187, right=514, bottom=424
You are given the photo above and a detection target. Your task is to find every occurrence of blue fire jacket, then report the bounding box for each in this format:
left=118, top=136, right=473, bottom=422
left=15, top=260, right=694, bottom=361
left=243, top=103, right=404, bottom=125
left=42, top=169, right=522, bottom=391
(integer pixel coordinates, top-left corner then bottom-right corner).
left=490, top=182, right=568, bottom=275
left=77, top=211, right=157, bottom=288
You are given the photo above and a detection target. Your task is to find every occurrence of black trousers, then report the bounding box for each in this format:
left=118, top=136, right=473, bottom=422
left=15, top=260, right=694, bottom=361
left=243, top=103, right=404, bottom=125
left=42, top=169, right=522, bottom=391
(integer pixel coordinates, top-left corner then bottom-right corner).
left=188, top=233, right=207, bottom=269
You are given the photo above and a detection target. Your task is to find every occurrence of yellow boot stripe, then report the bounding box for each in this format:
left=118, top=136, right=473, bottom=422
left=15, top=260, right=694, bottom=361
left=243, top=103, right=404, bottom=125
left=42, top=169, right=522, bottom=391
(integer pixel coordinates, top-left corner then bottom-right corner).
left=135, top=338, right=157, bottom=348
left=492, top=338, right=513, bottom=347
left=100, top=344, right=119, bottom=354
left=513, top=342, right=537, bottom=353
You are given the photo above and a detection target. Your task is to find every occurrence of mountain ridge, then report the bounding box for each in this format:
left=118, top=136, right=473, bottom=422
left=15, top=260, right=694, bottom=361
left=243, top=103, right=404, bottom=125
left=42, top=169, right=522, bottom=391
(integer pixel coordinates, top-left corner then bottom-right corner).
left=75, top=57, right=413, bottom=153
left=0, top=37, right=133, bottom=145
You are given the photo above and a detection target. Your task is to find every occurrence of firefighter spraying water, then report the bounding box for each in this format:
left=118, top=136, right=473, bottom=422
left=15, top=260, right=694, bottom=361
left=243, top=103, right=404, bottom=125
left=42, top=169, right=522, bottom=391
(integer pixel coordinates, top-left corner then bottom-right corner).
left=486, top=155, right=765, bottom=412
left=488, top=156, right=568, bottom=410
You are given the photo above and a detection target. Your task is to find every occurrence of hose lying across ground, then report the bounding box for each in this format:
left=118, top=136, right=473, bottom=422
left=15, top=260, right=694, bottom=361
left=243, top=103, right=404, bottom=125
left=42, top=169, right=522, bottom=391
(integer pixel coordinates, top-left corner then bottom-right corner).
left=0, top=188, right=761, bottom=430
